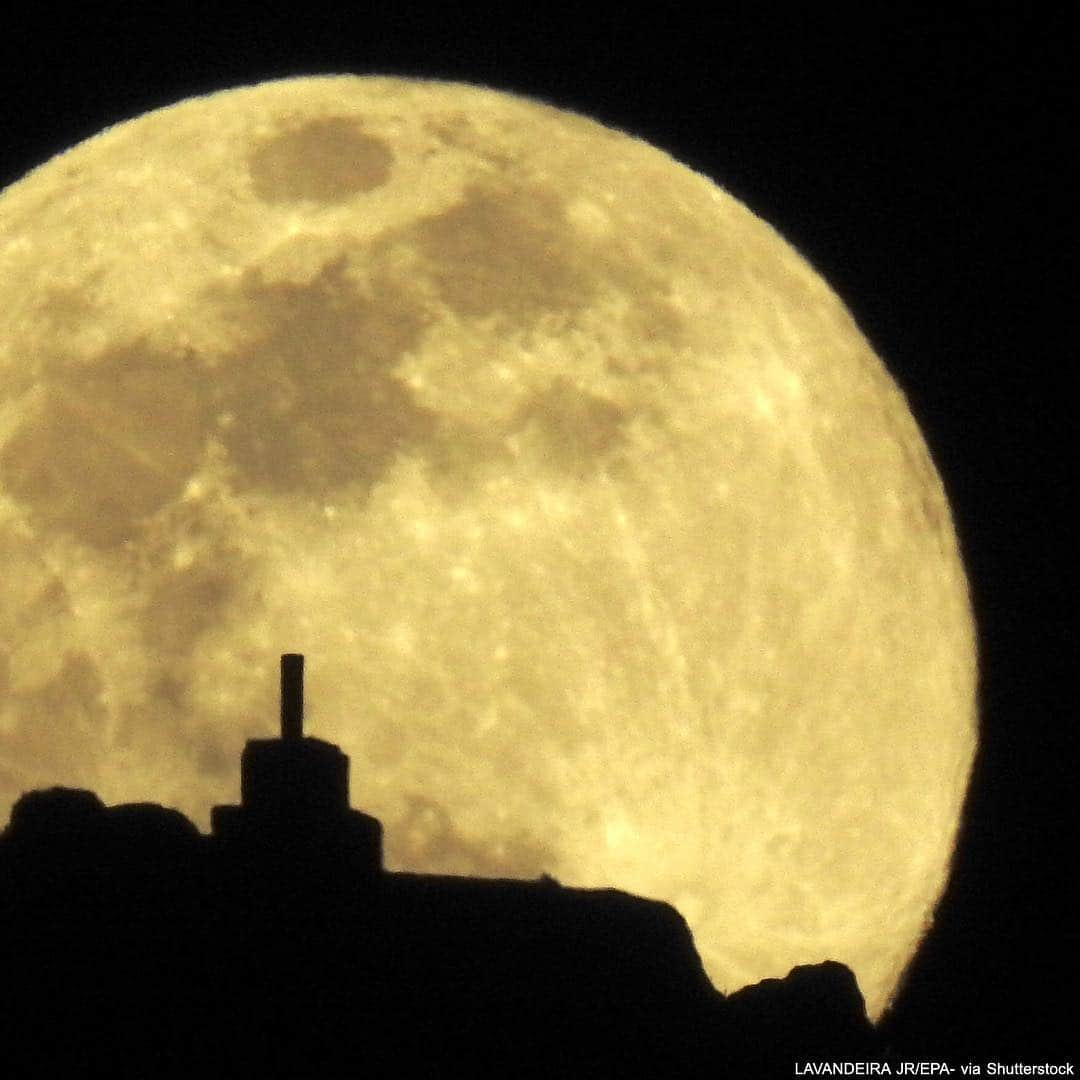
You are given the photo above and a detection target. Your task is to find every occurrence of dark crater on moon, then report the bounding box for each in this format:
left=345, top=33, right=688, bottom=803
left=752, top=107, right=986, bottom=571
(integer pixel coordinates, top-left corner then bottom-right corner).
left=386, top=182, right=597, bottom=323
left=383, top=177, right=688, bottom=347
left=507, top=377, right=630, bottom=479
left=212, top=246, right=638, bottom=498
left=248, top=116, right=394, bottom=203
left=0, top=256, right=438, bottom=542
left=220, top=255, right=438, bottom=495
left=0, top=341, right=211, bottom=548
left=1, top=178, right=671, bottom=551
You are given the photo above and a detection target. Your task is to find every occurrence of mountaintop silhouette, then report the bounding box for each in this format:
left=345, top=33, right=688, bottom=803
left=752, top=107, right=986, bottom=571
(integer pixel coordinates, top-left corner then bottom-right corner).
left=0, top=655, right=880, bottom=1075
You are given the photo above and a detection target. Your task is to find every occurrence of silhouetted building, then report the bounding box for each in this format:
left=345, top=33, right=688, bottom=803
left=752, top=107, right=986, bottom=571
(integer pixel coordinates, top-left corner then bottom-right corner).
left=211, top=654, right=382, bottom=869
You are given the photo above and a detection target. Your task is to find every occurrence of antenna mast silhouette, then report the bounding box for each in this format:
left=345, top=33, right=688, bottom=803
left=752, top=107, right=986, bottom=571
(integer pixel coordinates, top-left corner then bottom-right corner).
left=281, top=653, right=304, bottom=741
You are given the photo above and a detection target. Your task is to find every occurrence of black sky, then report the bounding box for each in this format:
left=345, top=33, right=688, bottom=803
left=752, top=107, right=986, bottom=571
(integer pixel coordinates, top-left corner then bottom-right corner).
left=0, top=6, right=1073, bottom=1060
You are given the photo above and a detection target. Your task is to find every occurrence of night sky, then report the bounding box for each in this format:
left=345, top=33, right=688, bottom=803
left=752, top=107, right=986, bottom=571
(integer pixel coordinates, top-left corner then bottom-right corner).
left=1, top=7, right=1072, bottom=1061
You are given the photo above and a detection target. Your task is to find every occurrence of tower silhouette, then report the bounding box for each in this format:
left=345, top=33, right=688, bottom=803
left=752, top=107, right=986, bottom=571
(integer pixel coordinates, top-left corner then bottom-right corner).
left=210, top=653, right=382, bottom=869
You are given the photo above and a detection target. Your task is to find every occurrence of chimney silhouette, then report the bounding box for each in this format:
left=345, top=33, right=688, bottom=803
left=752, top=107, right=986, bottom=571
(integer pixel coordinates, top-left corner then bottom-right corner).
left=211, top=654, right=382, bottom=868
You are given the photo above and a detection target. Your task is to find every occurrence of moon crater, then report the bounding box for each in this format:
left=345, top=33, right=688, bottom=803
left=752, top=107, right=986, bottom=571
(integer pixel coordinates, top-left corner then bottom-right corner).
left=218, top=255, right=437, bottom=495
left=248, top=115, right=394, bottom=203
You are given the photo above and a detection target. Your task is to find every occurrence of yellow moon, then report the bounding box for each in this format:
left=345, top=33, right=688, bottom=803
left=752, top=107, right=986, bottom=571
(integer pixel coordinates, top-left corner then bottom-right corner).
left=0, top=76, right=975, bottom=1019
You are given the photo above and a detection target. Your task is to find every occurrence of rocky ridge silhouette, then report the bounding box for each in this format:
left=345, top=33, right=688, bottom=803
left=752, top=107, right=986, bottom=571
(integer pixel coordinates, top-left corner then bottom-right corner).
left=0, top=657, right=881, bottom=1075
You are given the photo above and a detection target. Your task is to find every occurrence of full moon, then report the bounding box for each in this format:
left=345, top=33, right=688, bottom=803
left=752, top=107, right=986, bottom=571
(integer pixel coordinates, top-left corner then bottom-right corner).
left=0, top=76, right=975, bottom=1019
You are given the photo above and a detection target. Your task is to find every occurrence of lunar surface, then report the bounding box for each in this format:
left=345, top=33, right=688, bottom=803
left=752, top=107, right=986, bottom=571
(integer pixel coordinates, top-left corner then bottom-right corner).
left=0, top=76, right=976, bottom=1019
